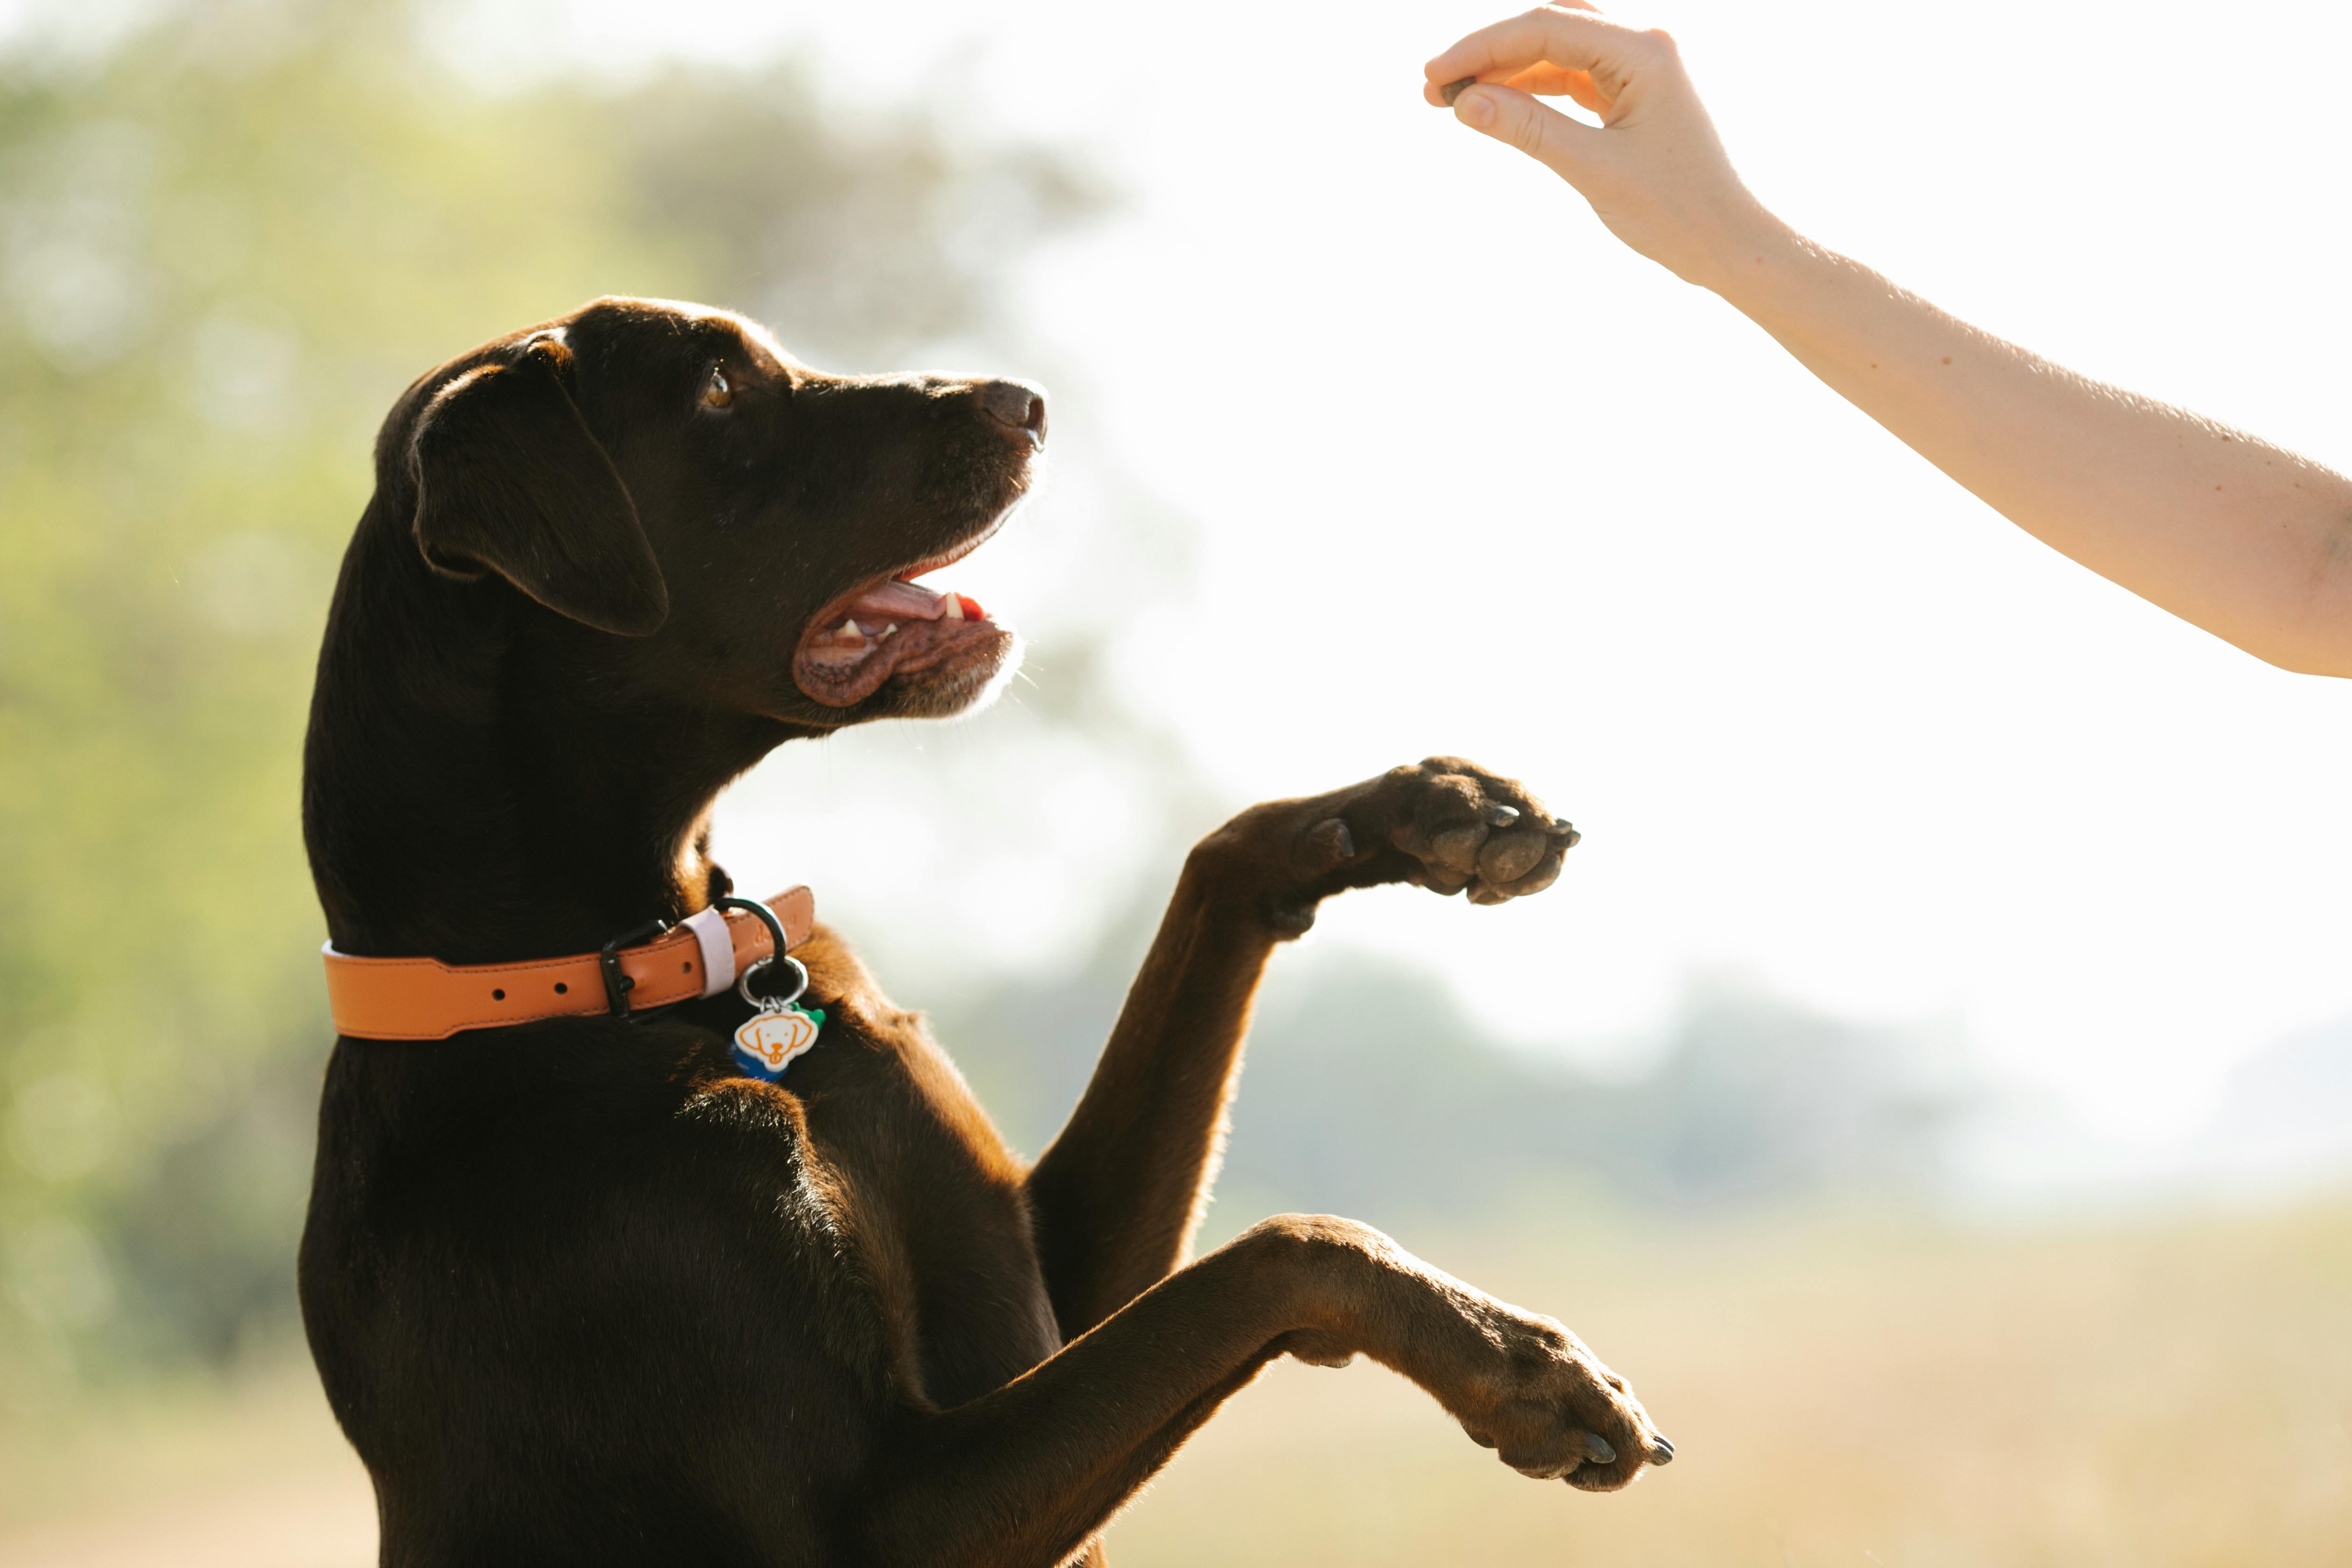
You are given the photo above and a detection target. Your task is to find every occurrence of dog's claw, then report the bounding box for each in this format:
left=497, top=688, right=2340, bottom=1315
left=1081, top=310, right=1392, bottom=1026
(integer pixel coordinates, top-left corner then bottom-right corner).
left=1299, top=817, right=1356, bottom=882
left=1548, top=817, right=1580, bottom=845
left=1647, top=1437, right=1675, bottom=1465
left=1579, top=1431, right=1616, bottom=1465
left=1484, top=802, right=1520, bottom=827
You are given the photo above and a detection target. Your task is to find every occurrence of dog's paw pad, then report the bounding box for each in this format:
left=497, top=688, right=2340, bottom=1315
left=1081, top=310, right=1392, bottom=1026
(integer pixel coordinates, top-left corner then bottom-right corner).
left=1371, top=759, right=1575, bottom=906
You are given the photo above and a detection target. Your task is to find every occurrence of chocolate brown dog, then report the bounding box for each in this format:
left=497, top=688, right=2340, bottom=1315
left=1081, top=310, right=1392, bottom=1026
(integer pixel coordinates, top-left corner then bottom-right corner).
left=298, top=296, right=1671, bottom=1568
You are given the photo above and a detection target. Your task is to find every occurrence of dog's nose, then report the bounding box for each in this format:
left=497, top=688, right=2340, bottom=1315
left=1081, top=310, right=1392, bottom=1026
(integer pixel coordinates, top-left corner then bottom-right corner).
left=975, top=380, right=1047, bottom=447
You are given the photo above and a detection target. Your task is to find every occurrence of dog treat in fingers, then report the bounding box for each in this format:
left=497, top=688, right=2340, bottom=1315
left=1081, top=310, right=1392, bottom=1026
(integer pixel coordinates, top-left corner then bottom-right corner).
left=1440, top=76, right=1478, bottom=105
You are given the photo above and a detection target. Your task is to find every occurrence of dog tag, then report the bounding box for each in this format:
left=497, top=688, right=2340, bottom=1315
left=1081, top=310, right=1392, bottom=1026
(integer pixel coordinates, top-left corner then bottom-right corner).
left=732, top=1001, right=826, bottom=1081
left=730, top=955, right=826, bottom=1082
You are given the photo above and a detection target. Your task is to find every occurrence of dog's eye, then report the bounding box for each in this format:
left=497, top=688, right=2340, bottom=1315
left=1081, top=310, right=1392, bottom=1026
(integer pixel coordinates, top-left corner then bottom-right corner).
left=701, top=367, right=733, bottom=410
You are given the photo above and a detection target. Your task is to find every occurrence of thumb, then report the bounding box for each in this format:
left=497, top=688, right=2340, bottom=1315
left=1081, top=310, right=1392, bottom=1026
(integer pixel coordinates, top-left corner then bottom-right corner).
left=1453, top=84, right=1598, bottom=183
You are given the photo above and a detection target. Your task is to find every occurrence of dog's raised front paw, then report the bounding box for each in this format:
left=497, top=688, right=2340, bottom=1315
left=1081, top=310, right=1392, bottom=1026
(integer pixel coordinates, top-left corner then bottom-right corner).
left=1447, top=1307, right=1671, bottom=1492
left=1306, top=756, right=1576, bottom=905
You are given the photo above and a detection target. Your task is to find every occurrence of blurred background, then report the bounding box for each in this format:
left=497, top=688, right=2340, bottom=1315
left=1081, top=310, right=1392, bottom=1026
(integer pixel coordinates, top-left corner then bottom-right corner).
left=1, top=0, right=2347, bottom=1562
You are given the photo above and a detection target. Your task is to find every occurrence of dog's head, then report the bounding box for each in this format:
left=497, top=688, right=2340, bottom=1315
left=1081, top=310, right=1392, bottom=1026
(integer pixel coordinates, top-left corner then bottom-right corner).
left=378, top=295, right=1038, bottom=727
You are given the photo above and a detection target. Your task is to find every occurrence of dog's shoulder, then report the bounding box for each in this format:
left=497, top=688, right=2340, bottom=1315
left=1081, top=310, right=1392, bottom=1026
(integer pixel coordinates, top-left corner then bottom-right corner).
left=791, top=923, right=889, bottom=1023
left=783, top=923, right=1021, bottom=1165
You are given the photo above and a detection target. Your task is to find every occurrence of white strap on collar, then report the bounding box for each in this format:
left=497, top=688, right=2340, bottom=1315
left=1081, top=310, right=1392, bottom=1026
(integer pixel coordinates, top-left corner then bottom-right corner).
left=680, top=906, right=738, bottom=998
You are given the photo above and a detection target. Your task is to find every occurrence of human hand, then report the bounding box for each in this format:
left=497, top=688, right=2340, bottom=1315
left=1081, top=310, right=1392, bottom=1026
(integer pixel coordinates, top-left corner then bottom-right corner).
left=1424, top=5, right=1783, bottom=292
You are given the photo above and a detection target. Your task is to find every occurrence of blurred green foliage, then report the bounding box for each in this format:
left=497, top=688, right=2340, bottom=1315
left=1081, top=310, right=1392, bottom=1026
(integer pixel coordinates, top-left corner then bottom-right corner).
left=0, top=0, right=1098, bottom=1391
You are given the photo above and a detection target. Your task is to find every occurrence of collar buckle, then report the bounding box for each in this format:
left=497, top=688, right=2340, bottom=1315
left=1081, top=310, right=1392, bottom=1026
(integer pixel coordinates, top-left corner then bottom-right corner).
left=598, top=918, right=673, bottom=1018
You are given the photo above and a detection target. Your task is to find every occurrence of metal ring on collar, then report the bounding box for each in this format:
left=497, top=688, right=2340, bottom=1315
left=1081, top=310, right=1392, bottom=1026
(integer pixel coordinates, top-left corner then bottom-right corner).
left=735, top=954, right=809, bottom=1011
left=714, top=895, right=805, bottom=1009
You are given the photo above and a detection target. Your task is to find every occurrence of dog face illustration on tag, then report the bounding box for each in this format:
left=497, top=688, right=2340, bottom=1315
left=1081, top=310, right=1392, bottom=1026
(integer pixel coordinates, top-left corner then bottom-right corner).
left=732, top=1004, right=826, bottom=1081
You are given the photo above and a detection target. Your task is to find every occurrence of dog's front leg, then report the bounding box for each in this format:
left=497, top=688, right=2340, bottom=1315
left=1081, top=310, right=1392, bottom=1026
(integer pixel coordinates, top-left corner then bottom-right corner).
left=860, top=1212, right=1664, bottom=1568
left=1025, top=757, right=1577, bottom=1336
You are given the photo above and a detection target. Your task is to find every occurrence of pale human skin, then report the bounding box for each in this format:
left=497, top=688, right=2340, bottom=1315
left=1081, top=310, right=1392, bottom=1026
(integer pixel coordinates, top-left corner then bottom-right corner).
left=1425, top=4, right=2352, bottom=679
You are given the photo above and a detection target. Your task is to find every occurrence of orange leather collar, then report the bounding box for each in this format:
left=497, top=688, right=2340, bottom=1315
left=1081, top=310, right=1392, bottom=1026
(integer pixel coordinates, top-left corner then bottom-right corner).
left=322, top=887, right=815, bottom=1041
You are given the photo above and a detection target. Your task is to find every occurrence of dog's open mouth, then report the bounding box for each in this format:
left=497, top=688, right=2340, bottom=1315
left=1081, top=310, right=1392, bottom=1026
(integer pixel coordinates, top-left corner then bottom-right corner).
left=792, top=536, right=1014, bottom=708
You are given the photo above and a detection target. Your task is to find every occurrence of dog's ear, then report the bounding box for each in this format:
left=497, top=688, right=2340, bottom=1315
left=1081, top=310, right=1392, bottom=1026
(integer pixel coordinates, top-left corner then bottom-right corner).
left=409, top=336, right=669, bottom=637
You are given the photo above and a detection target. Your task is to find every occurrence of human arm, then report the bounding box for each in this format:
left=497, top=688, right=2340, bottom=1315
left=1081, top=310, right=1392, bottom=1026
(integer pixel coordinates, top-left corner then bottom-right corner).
left=1425, top=5, right=2352, bottom=677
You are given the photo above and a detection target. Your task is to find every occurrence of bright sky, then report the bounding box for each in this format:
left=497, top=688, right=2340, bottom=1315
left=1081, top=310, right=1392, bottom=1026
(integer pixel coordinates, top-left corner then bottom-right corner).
left=451, top=0, right=2352, bottom=1140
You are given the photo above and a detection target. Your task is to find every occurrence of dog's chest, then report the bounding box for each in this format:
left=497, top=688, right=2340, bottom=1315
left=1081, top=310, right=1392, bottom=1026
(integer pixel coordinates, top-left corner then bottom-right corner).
left=788, top=1002, right=1064, bottom=1407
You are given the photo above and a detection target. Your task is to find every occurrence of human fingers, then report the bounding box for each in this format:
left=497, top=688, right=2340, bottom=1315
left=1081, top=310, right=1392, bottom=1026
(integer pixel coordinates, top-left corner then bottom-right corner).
left=1448, top=82, right=1602, bottom=182
left=1424, top=5, right=1670, bottom=115
left=1497, top=62, right=1612, bottom=116
left=1432, top=17, right=1771, bottom=291
left=1424, top=0, right=1604, bottom=104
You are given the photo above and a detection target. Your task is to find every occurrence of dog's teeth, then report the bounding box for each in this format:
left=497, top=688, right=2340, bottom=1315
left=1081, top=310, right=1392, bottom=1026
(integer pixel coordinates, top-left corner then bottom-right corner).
left=837, top=619, right=862, bottom=640
left=942, top=595, right=964, bottom=621
left=878, top=622, right=898, bottom=640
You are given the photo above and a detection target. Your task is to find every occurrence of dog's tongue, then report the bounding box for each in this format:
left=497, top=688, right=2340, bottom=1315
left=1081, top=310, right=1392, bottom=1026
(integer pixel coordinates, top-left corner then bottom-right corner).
left=855, top=580, right=946, bottom=621
left=798, top=573, right=998, bottom=703
left=853, top=578, right=983, bottom=623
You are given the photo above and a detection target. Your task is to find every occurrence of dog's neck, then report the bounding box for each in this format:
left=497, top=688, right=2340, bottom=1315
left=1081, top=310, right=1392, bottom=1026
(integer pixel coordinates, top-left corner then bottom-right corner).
left=304, top=507, right=807, bottom=964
